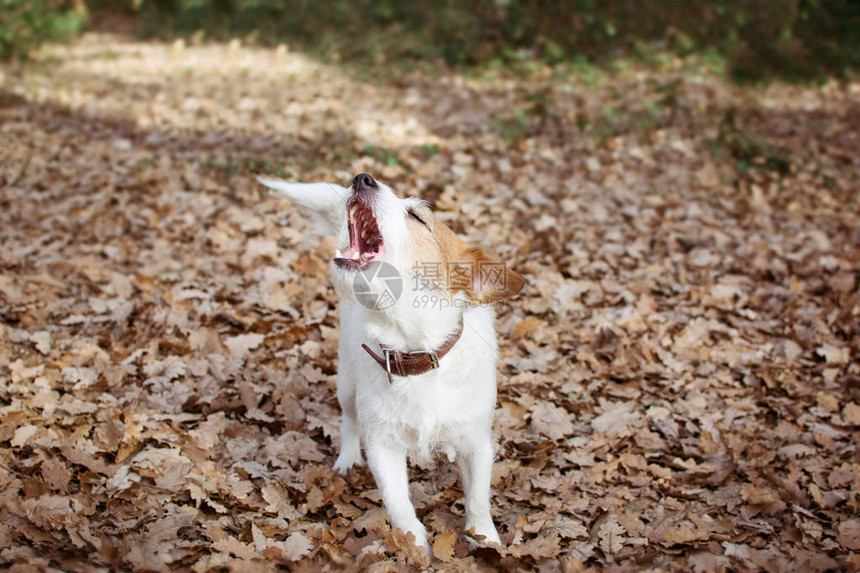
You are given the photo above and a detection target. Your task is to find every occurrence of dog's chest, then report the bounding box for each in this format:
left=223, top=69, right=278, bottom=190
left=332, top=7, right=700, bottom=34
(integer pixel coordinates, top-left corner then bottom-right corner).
left=355, top=345, right=497, bottom=460
left=339, top=304, right=499, bottom=460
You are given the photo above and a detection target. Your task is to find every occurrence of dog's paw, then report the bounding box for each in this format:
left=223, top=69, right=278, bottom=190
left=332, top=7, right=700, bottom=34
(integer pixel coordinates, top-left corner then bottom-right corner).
left=333, top=453, right=364, bottom=476
left=386, top=525, right=431, bottom=564
left=465, top=525, right=502, bottom=550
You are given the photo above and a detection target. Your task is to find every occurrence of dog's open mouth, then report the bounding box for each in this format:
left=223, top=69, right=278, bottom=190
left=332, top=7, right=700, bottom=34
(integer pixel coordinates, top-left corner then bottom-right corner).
left=334, top=200, right=384, bottom=270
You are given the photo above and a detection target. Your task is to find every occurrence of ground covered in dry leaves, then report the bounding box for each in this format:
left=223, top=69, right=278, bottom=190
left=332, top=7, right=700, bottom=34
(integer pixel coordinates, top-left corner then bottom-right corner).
left=1, top=34, right=858, bottom=572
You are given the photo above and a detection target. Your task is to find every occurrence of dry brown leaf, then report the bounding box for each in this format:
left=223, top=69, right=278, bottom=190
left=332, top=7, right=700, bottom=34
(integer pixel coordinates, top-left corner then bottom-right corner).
left=384, top=529, right=430, bottom=568
left=432, top=531, right=457, bottom=562
left=815, top=344, right=849, bottom=365
left=507, top=531, right=562, bottom=559
left=261, top=483, right=302, bottom=520
left=662, top=524, right=707, bottom=546
left=530, top=401, right=574, bottom=440
left=837, top=519, right=860, bottom=551
left=353, top=507, right=388, bottom=534
left=598, top=520, right=626, bottom=555
left=29, top=331, right=52, bottom=355
left=280, top=532, right=314, bottom=561
left=40, top=457, right=72, bottom=491
left=225, top=333, right=265, bottom=360
left=742, top=483, right=779, bottom=506
left=843, top=402, right=860, bottom=426
left=293, top=254, right=329, bottom=276
left=213, top=536, right=257, bottom=560
left=11, top=425, right=38, bottom=448
left=511, top=316, right=542, bottom=342
left=592, top=401, right=640, bottom=437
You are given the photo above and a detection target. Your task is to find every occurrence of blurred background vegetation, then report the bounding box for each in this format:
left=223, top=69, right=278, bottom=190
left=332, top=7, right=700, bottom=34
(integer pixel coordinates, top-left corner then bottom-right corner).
left=1, top=0, right=82, bottom=61
left=1, top=0, right=857, bottom=82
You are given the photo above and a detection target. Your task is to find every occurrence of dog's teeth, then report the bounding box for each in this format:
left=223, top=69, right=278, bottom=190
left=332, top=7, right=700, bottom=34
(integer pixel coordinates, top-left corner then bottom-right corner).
left=335, top=249, right=343, bottom=258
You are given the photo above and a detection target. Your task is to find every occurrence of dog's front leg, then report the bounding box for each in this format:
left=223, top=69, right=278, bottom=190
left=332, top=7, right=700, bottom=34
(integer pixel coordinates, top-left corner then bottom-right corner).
left=333, top=371, right=363, bottom=474
left=365, top=439, right=431, bottom=556
left=457, top=436, right=502, bottom=547
left=333, top=413, right=363, bottom=475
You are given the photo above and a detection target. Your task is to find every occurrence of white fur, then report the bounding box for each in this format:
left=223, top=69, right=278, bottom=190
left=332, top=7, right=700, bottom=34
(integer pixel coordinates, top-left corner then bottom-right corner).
left=257, top=177, right=348, bottom=235
left=258, top=175, right=506, bottom=555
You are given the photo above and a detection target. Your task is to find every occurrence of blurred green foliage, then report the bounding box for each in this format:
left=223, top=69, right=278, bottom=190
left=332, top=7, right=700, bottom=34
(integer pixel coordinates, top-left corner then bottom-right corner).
left=0, top=0, right=81, bottom=60
left=135, top=0, right=857, bottom=81
left=3, top=0, right=858, bottom=81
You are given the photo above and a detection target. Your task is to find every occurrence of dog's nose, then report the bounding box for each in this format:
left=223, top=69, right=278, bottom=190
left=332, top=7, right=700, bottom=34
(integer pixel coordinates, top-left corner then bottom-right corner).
left=352, top=173, right=378, bottom=191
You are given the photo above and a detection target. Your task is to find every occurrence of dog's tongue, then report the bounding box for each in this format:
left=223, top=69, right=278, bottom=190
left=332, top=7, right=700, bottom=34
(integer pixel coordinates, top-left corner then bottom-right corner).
left=335, top=199, right=384, bottom=269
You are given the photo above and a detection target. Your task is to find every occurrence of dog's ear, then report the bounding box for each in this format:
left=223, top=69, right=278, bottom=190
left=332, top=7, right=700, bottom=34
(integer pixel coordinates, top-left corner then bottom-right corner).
left=459, top=248, right=524, bottom=303
left=257, top=176, right=347, bottom=236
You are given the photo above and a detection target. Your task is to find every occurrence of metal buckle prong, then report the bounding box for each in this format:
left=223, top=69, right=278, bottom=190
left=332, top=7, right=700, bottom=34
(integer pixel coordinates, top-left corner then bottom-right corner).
left=428, top=351, right=440, bottom=369
left=383, top=349, right=394, bottom=384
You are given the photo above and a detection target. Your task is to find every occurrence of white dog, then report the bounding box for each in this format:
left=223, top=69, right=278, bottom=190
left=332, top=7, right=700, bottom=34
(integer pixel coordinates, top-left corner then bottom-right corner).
left=258, top=173, right=523, bottom=556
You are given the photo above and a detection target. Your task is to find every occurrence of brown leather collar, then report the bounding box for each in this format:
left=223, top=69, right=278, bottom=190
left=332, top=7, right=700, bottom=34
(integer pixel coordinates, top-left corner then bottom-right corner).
left=361, top=318, right=464, bottom=383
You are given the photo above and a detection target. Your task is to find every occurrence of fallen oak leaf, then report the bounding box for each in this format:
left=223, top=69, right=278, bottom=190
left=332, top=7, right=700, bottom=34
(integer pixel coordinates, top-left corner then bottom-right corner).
left=815, top=344, right=849, bottom=365
left=529, top=401, right=574, bottom=441
left=593, top=401, right=641, bottom=437
left=293, top=254, right=329, bottom=276
left=29, top=331, right=51, bottom=355
left=837, top=518, right=860, bottom=551
left=263, top=532, right=314, bottom=562
left=357, top=539, right=387, bottom=565
left=512, top=316, right=542, bottom=342
left=305, top=485, right=324, bottom=513
left=225, top=333, right=265, bottom=360
left=432, top=531, right=457, bottom=562
left=661, top=523, right=709, bottom=546
left=505, top=530, right=562, bottom=559
left=262, top=431, right=327, bottom=466
left=384, top=528, right=430, bottom=568
left=260, top=482, right=302, bottom=520
left=353, top=507, right=388, bottom=534
left=212, top=536, right=257, bottom=561
left=39, top=457, right=72, bottom=492
left=188, top=327, right=226, bottom=356
left=843, top=402, right=860, bottom=426
left=598, top=519, right=626, bottom=556
left=741, top=483, right=779, bottom=505
left=464, top=526, right=493, bottom=549
left=11, top=425, right=38, bottom=448
left=549, top=515, right=589, bottom=540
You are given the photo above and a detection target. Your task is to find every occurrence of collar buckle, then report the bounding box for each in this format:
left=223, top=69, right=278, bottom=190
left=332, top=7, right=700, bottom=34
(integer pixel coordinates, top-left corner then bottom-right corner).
left=383, top=348, right=395, bottom=384
left=362, top=315, right=463, bottom=384
left=382, top=348, right=441, bottom=384
left=427, top=351, right=440, bottom=369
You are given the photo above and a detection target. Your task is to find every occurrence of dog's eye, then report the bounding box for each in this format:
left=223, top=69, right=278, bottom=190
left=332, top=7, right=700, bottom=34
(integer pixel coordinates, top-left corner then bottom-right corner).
left=408, top=210, right=426, bottom=225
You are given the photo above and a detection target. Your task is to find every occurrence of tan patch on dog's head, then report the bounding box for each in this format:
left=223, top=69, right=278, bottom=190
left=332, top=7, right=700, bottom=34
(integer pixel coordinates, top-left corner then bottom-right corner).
left=405, top=201, right=524, bottom=302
